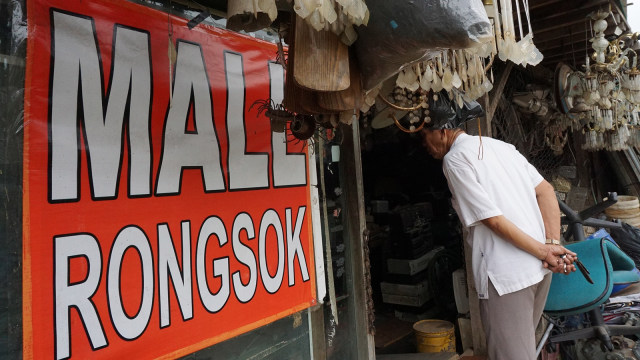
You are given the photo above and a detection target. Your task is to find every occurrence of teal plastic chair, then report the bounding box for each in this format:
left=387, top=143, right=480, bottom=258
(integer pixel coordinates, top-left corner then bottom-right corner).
left=543, top=237, right=640, bottom=350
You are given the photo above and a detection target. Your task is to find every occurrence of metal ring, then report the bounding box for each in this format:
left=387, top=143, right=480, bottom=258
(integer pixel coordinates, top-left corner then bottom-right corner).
left=377, top=94, right=425, bottom=112
left=390, top=114, right=427, bottom=133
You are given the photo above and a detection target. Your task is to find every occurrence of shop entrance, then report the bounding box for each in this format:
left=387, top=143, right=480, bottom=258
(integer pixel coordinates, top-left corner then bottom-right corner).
left=359, top=120, right=467, bottom=355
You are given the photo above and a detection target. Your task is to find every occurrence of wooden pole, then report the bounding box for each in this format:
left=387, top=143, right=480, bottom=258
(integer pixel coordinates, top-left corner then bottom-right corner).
left=341, top=121, right=376, bottom=359
left=486, top=62, right=514, bottom=124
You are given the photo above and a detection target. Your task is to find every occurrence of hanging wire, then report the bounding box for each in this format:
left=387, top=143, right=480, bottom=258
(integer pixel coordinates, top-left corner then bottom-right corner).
left=570, top=29, right=576, bottom=68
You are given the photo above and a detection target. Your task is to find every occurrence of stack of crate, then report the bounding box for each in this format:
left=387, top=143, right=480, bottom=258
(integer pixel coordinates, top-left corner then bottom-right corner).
left=381, top=203, right=439, bottom=321
left=388, top=203, right=434, bottom=259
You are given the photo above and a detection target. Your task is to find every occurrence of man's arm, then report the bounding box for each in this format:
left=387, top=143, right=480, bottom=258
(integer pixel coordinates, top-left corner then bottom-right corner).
left=481, top=215, right=576, bottom=273
left=535, top=180, right=561, bottom=241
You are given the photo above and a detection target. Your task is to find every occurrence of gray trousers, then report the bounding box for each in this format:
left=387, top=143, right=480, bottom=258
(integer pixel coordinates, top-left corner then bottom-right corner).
left=479, top=274, right=552, bottom=360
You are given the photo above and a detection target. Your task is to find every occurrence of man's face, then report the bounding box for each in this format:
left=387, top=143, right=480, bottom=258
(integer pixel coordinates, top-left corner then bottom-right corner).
left=421, top=128, right=447, bottom=159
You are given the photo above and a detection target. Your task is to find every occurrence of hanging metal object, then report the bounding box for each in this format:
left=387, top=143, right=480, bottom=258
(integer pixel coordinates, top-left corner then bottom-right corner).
left=370, top=72, right=433, bottom=133
left=290, top=114, right=316, bottom=140
left=250, top=98, right=295, bottom=133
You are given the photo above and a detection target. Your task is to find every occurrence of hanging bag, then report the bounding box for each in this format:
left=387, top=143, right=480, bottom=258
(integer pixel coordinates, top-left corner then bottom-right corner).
left=427, top=90, right=485, bottom=129
left=354, top=0, right=493, bottom=90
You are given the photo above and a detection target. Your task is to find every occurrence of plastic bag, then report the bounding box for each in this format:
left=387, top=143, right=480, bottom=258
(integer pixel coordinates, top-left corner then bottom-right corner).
left=354, top=0, right=493, bottom=90
left=426, top=90, right=485, bottom=129
left=610, top=223, right=640, bottom=270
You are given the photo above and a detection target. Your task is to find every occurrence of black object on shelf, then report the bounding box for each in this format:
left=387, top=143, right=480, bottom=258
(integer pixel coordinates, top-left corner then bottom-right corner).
left=389, top=203, right=434, bottom=259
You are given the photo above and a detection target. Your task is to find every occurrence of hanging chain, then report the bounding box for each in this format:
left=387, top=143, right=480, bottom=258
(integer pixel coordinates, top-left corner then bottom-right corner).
left=363, top=228, right=375, bottom=335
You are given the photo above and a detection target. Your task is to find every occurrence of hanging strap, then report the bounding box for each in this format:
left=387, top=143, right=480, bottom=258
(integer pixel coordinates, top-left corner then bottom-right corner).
left=523, top=0, right=532, bottom=36
left=515, top=0, right=523, bottom=40
left=477, top=118, right=484, bottom=160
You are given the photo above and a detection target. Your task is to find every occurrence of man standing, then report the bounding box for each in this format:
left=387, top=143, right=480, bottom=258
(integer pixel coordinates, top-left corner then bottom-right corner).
left=420, top=110, right=576, bottom=359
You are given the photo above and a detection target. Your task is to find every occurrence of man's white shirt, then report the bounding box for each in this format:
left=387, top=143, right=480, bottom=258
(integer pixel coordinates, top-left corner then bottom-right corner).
left=443, top=133, right=550, bottom=299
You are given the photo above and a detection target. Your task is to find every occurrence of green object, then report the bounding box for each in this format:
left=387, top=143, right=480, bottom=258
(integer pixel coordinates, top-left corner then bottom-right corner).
left=544, top=238, right=639, bottom=315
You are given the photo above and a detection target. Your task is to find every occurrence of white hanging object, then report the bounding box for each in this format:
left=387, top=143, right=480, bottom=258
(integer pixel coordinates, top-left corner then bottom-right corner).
left=452, top=71, right=463, bottom=89
left=442, top=66, right=453, bottom=91
left=294, top=0, right=369, bottom=45
left=395, top=69, right=407, bottom=89
left=227, top=0, right=278, bottom=32
left=406, top=75, right=420, bottom=92
left=451, top=51, right=463, bottom=89
left=431, top=72, right=443, bottom=92
left=456, top=93, right=464, bottom=108
left=492, top=0, right=543, bottom=66
left=425, top=64, right=434, bottom=83
left=420, top=68, right=432, bottom=91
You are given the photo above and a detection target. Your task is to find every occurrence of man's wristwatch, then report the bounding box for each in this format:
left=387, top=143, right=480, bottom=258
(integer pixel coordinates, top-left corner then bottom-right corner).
left=546, top=238, right=560, bottom=245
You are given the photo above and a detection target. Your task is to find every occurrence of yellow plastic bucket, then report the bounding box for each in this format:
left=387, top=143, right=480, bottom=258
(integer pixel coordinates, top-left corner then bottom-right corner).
left=413, top=319, right=456, bottom=353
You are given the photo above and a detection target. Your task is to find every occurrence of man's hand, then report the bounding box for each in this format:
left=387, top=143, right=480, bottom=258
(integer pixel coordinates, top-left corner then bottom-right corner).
left=541, top=244, right=577, bottom=274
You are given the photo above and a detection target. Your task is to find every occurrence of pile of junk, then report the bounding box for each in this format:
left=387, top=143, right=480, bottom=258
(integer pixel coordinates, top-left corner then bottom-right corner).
left=217, top=0, right=519, bottom=138
left=539, top=192, right=640, bottom=360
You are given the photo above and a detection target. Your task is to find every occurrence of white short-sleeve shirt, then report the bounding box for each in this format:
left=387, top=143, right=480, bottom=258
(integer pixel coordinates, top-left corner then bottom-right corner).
left=443, top=133, right=549, bottom=299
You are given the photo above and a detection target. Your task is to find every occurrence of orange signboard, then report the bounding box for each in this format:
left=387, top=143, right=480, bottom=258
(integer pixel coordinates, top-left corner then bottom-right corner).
left=23, top=1, right=317, bottom=359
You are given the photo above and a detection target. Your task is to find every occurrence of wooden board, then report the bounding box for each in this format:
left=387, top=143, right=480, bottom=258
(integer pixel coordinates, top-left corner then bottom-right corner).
left=283, top=16, right=330, bottom=114
left=316, top=51, right=362, bottom=112
left=300, top=91, right=331, bottom=115
left=283, top=31, right=312, bottom=113
left=293, top=16, right=350, bottom=92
